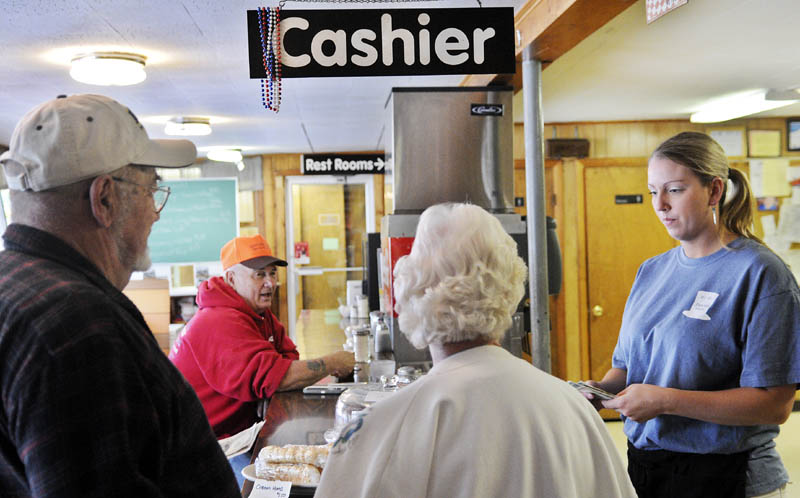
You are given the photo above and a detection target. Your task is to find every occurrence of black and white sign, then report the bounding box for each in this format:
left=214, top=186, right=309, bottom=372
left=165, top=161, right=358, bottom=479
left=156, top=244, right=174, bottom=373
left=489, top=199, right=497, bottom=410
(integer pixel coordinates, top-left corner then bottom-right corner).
left=248, top=8, right=515, bottom=78
left=302, top=154, right=386, bottom=175
left=470, top=103, right=504, bottom=116
left=615, top=194, right=644, bottom=204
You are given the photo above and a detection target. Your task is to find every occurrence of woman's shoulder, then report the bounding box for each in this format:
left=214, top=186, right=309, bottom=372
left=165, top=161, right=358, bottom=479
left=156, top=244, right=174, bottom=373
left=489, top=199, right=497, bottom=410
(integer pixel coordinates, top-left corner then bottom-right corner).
left=728, top=238, right=799, bottom=291
left=729, top=238, right=788, bottom=269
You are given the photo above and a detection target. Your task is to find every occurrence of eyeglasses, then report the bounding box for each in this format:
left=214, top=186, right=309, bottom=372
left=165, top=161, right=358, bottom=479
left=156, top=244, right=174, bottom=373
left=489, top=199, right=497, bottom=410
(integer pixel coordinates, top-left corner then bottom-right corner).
left=111, top=177, right=171, bottom=213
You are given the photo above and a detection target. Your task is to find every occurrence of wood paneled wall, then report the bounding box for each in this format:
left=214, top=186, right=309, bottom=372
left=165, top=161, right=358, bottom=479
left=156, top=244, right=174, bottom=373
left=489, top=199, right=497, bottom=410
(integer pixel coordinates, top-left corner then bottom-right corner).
left=514, top=116, right=800, bottom=380
left=259, top=154, right=301, bottom=322
left=516, top=117, right=800, bottom=161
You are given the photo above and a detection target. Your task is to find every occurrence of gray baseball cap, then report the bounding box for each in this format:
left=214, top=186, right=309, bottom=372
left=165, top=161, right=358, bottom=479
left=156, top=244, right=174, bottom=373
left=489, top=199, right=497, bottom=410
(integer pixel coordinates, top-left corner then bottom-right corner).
left=0, top=94, right=196, bottom=191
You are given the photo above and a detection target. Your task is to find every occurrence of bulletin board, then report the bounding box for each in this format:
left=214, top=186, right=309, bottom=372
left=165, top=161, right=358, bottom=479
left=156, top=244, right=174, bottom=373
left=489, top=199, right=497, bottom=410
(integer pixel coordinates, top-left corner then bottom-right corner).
left=148, top=178, right=239, bottom=263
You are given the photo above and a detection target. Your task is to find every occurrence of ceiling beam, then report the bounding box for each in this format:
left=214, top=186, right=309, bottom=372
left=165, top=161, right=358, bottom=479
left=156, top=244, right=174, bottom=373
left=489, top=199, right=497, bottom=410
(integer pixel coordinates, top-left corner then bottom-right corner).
left=461, top=0, right=637, bottom=90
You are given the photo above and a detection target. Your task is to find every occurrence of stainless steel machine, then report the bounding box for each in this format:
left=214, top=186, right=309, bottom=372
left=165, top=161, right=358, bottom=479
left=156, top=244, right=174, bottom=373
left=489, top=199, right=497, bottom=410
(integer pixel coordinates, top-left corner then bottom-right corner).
left=378, top=86, right=531, bottom=368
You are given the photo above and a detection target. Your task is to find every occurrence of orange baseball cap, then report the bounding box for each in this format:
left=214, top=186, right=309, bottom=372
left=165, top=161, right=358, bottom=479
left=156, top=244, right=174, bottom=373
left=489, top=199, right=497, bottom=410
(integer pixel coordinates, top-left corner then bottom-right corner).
left=220, top=234, right=287, bottom=270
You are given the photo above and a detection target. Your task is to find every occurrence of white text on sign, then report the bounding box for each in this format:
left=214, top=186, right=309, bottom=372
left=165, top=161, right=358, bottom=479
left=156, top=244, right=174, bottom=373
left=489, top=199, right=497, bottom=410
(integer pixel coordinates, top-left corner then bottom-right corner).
left=304, top=157, right=385, bottom=173
left=281, top=13, right=495, bottom=68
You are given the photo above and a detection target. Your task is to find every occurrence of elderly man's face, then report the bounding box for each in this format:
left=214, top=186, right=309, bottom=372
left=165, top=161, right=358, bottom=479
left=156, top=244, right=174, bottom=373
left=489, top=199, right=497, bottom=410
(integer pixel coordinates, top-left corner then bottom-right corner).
left=111, top=167, right=161, bottom=272
left=228, top=264, right=278, bottom=315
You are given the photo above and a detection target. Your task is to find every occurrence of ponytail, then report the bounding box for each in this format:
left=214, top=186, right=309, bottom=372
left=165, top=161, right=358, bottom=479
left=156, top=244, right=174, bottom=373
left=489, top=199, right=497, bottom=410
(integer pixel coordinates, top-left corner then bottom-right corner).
left=720, top=168, right=763, bottom=244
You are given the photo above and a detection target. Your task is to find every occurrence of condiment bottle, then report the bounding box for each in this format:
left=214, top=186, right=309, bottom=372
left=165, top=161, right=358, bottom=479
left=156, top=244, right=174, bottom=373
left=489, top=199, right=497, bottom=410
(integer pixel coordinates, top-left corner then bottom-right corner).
left=374, top=316, right=391, bottom=354
left=352, top=325, right=371, bottom=363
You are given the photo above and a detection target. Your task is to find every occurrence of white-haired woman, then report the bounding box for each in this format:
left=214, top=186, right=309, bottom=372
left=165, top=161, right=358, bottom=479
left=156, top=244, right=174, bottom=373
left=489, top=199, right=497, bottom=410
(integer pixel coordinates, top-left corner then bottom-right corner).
left=316, top=203, right=635, bottom=498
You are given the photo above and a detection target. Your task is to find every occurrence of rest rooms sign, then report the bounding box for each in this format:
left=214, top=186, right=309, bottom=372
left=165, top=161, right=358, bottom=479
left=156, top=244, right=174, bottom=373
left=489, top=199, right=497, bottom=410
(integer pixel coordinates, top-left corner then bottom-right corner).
left=247, top=8, right=515, bottom=78
left=302, top=154, right=385, bottom=175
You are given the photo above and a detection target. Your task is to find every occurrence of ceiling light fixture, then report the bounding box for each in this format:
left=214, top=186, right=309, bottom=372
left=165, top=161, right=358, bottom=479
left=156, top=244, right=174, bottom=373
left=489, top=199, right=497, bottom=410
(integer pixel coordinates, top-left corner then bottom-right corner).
left=206, top=149, right=243, bottom=163
left=765, top=88, right=800, bottom=101
left=690, top=90, right=798, bottom=123
left=165, top=117, right=212, bottom=136
left=70, top=51, right=147, bottom=86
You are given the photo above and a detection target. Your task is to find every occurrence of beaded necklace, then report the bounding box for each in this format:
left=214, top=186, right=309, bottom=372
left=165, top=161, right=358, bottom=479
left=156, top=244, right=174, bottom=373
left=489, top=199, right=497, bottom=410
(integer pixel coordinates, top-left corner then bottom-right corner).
left=258, top=6, right=282, bottom=112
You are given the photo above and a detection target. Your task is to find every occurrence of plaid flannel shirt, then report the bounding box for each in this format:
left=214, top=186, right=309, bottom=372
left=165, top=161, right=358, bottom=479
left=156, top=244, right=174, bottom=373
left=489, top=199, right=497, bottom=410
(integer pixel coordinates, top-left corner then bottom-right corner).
left=0, top=224, right=240, bottom=497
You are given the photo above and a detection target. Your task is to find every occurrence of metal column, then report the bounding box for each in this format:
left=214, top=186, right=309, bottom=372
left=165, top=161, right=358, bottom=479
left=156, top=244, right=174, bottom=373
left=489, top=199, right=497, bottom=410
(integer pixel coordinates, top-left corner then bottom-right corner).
left=522, top=46, right=551, bottom=373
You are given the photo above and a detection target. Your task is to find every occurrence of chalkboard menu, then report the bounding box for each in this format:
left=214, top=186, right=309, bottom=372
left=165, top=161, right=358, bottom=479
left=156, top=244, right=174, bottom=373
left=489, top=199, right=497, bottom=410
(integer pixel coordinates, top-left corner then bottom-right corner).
left=148, top=178, right=239, bottom=263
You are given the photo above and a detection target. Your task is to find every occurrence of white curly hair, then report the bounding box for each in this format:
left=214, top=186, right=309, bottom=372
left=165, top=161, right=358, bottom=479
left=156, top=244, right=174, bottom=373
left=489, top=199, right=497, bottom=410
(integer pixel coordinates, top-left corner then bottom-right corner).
left=393, top=203, right=528, bottom=349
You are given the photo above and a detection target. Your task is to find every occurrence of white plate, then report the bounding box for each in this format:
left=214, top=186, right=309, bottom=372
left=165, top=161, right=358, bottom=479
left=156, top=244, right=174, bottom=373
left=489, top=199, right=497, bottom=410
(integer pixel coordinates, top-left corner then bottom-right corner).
left=241, top=464, right=318, bottom=488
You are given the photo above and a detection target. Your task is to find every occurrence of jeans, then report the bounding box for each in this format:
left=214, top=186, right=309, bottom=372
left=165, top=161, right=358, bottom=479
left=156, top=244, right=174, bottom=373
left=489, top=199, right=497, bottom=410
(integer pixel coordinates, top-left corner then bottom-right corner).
left=228, top=450, right=253, bottom=490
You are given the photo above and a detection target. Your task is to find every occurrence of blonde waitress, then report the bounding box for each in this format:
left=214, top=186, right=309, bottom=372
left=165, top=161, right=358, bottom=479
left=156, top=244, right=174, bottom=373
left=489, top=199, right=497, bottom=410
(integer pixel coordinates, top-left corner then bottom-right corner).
left=586, top=132, right=800, bottom=498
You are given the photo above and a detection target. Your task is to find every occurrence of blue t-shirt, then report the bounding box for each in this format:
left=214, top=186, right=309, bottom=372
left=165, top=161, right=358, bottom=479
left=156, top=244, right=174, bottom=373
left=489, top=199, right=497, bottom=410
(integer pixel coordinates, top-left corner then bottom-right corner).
left=612, top=238, right=800, bottom=495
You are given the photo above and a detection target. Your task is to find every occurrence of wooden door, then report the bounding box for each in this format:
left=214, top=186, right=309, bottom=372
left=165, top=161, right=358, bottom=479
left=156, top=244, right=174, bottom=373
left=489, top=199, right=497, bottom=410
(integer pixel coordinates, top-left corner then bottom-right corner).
left=585, top=165, right=678, bottom=382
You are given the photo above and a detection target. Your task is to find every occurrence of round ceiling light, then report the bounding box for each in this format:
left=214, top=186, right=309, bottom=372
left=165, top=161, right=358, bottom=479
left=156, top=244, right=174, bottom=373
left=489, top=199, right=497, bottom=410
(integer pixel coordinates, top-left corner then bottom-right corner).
left=70, top=51, right=147, bottom=86
left=165, top=117, right=212, bottom=136
left=206, top=149, right=243, bottom=163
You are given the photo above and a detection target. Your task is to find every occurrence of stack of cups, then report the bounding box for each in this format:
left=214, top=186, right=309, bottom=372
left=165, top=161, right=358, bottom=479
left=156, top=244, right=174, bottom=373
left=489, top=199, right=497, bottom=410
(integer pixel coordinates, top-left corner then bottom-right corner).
left=352, top=324, right=371, bottom=383
left=357, top=295, right=370, bottom=318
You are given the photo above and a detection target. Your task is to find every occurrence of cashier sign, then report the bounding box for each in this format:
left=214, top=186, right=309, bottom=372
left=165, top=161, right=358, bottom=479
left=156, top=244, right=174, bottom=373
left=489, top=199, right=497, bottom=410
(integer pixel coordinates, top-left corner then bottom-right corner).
left=247, top=8, right=515, bottom=78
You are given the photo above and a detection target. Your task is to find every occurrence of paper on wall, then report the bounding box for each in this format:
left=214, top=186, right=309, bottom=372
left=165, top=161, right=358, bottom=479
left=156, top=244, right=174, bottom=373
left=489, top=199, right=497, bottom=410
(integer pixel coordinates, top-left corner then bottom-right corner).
left=788, top=166, right=800, bottom=183
left=750, top=159, right=791, bottom=197
left=750, top=160, right=764, bottom=198
left=777, top=203, right=800, bottom=243
left=761, top=214, right=777, bottom=236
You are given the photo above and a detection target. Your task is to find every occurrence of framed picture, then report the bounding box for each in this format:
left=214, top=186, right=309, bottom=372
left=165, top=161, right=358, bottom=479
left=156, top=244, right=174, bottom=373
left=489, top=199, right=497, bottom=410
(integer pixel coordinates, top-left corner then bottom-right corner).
left=787, top=118, right=800, bottom=151
left=748, top=129, right=781, bottom=157
left=708, top=126, right=747, bottom=159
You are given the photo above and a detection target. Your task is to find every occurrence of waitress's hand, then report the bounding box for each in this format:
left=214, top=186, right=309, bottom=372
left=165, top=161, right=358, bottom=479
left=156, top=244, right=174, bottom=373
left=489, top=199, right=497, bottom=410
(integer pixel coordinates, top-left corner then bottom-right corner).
left=602, top=383, right=669, bottom=422
left=580, top=380, right=610, bottom=411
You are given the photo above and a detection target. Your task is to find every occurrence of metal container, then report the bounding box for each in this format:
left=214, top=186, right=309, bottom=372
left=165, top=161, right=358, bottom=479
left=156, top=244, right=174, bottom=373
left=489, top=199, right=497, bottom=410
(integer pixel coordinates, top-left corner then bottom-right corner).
left=385, top=86, right=514, bottom=214
left=374, top=316, right=391, bottom=354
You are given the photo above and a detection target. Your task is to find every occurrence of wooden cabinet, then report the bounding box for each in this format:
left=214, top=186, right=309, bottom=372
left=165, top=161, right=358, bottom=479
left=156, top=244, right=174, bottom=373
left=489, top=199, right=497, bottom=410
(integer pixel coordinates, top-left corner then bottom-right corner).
left=123, top=278, right=171, bottom=354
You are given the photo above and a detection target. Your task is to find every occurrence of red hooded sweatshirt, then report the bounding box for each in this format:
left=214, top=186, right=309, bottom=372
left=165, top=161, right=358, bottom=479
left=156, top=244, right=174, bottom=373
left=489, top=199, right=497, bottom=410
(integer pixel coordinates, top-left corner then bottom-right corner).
left=169, top=276, right=299, bottom=438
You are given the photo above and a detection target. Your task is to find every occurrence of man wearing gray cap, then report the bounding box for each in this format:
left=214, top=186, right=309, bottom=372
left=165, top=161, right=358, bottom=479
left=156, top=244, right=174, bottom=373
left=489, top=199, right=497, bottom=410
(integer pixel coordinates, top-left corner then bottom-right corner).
left=0, top=95, right=240, bottom=497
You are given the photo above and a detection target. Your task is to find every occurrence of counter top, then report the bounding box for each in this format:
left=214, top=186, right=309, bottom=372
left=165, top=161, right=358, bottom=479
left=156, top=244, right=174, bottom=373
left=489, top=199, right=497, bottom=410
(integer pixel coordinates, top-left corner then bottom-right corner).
left=241, top=391, right=338, bottom=497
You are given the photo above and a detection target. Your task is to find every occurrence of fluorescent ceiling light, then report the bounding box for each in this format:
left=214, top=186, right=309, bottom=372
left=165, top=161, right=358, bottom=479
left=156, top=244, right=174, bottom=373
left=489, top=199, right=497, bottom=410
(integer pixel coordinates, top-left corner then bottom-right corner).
left=165, top=117, right=212, bottom=136
left=70, top=51, right=147, bottom=86
left=206, top=149, right=243, bottom=163
left=690, top=90, right=798, bottom=123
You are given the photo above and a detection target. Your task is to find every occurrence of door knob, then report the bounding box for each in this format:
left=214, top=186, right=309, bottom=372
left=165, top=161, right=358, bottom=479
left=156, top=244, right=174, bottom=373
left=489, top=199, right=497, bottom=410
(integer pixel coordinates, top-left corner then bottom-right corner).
left=592, top=305, right=604, bottom=317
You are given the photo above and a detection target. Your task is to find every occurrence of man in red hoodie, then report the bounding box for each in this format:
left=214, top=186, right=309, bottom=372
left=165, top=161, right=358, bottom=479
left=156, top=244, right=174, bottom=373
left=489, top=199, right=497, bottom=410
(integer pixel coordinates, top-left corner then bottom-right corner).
left=170, top=234, right=354, bottom=474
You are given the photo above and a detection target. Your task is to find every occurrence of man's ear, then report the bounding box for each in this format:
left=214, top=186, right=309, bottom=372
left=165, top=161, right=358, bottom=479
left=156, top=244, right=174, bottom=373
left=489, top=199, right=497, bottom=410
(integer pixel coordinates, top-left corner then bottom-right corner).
left=88, top=176, right=117, bottom=228
left=223, top=268, right=236, bottom=287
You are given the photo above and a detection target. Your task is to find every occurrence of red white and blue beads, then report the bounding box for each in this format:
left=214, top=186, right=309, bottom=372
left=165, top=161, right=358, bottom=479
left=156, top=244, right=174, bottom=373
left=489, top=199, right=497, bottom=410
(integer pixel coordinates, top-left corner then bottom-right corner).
left=258, top=6, right=282, bottom=112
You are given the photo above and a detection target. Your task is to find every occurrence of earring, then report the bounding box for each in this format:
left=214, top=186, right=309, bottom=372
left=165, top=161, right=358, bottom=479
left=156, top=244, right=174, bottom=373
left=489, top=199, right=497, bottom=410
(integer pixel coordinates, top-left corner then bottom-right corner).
left=712, top=206, right=717, bottom=225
